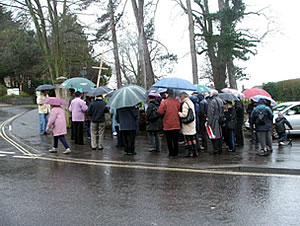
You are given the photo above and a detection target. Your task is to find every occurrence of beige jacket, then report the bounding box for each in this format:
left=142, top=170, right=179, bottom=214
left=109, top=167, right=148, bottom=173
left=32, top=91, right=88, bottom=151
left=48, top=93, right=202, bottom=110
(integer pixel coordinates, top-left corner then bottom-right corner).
left=178, top=97, right=196, bottom=135
left=37, top=94, right=51, bottom=114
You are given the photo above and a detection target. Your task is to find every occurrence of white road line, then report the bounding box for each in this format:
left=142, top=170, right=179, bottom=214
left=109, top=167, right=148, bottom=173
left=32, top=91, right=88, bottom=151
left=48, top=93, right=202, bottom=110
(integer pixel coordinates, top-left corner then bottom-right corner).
left=0, top=151, right=16, bottom=155
left=0, top=154, right=7, bottom=157
left=13, top=155, right=36, bottom=159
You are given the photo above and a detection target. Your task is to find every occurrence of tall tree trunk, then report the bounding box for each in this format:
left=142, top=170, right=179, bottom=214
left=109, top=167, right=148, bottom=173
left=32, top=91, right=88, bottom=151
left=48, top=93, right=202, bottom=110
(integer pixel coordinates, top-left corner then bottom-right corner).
left=227, top=59, right=237, bottom=89
left=131, top=0, right=155, bottom=89
left=109, top=0, right=122, bottom=89
left=186, top=0, right=198, bottom=84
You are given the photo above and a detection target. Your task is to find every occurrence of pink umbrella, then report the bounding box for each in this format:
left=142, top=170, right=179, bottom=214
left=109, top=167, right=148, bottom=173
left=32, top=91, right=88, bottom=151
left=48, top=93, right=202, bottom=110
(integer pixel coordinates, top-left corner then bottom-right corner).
left=41, top=97, right=68, bottom=106
left=242, top=88, right=271, bottom=99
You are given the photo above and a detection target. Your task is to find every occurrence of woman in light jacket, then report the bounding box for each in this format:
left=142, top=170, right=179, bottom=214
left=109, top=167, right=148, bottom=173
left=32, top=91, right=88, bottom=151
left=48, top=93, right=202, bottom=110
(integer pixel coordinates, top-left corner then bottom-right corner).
left=46, top=105, right=71, bottom=154
left=179, top=92, right=197, bottom=157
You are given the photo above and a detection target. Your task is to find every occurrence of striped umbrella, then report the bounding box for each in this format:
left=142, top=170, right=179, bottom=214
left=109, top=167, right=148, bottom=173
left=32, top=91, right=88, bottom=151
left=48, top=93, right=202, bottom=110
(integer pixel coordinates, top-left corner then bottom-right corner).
left=107, top=85, right=147, bottom=109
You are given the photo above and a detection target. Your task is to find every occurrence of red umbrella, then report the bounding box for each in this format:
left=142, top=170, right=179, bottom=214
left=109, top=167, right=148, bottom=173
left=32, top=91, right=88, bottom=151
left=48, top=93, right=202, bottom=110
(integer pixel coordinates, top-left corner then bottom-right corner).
left=242, top=88, right=271, bottom=99
left=41, top=97, right=68, bottom=106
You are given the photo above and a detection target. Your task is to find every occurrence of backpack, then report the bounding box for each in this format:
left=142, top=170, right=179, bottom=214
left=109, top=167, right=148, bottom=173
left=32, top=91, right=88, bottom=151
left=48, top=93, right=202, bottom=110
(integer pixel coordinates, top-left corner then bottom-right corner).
left=147, top=104, right=159, bottom=122
left=257, top=110, right=266, bottom=125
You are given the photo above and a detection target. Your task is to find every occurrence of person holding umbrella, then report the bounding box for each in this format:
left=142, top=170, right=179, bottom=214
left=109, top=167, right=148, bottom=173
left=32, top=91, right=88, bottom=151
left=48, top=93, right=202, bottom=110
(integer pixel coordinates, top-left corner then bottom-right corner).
left=69, top=91, right=88, bottom=145
left=36, top=90, right=51, bottom=135
left=44, top=98, right=71, bottom=154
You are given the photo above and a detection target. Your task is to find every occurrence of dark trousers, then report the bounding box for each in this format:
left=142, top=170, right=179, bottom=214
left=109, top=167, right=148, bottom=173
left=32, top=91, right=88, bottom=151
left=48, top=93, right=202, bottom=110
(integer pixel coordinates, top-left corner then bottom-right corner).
left=235, top=121, right=244, bottom=146
left=73, top=121, right=84, bottom=145
left=115, top=126, right=123, bottom=147
left=121, top=130, right=136, bottom=153
left=211, top=138, right=222, bottom=153
left=225, top=129, right=236, bottom=151
left=86, top=120, right=91, bottom=138
left=165, top=130, right=180, bottom=157
left=53, top=135, right=69, bottom=149
left=199, top=120, right=208, bottom=148
left=278, top=132, right=287, bottom=143
left=70, top=118, right=74, bottom=140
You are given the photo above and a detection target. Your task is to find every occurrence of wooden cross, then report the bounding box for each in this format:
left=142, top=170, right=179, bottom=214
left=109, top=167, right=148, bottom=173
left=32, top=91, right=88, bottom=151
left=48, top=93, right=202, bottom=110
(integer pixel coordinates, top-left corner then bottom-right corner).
left=92, top=50, right=108, bottom=87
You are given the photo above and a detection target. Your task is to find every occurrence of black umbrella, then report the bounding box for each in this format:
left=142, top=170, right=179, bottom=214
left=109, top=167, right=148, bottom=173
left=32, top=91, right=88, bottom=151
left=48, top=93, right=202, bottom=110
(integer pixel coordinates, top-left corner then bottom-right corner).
left=219, top=93, right=239, bottom=102
left=87, top=87, right=111, bottom=97
left=35, top=84, right=56, bottom=91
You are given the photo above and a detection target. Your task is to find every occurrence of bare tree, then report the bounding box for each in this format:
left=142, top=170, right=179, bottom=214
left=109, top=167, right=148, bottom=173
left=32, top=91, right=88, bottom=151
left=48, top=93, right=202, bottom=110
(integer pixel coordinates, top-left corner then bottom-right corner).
left=131, top=0, right=155, bottom=89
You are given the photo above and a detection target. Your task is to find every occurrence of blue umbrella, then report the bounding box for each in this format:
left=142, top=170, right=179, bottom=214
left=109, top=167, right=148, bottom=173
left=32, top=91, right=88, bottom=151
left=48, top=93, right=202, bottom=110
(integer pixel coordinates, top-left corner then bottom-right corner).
left=59, top=77, right=96, bottom=90
left=251, top=95, right=277, bottom=107
left=152, top=77, right=196, bottom=91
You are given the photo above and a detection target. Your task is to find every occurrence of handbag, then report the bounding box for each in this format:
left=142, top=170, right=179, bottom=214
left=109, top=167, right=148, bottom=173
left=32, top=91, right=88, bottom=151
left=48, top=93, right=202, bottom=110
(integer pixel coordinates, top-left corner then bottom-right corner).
left=181, top=102, right=194, bottom=124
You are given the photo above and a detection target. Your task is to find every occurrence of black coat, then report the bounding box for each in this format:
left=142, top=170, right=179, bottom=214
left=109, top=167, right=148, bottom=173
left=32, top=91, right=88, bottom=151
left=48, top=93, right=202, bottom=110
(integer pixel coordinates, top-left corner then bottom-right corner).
left=87, top=99, right=108, bottom=123
left=116, top=107, right=139, bottom=131
left=146, top=100, right=162, bottom=131
left=225, top=107, right=237, bottom=130
left=275, top=116, right=293, bottom=133
left=235, top=100, right=245, bottom=123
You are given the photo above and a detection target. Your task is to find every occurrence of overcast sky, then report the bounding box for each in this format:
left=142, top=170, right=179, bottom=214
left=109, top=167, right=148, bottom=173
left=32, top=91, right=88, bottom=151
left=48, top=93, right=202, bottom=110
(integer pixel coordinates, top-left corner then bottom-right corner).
left=153, top=0, right=300, bottom=90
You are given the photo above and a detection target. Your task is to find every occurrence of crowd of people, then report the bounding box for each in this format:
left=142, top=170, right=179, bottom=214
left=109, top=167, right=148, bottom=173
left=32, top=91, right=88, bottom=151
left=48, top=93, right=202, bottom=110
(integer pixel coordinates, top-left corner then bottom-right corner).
left=37, top=87, right=293, bottom=158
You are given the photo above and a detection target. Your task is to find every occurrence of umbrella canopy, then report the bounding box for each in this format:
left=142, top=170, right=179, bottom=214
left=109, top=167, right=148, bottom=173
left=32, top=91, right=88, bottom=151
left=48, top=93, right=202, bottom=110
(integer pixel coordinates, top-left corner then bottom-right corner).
left=41, top=97, right=68, bottom=106
left=219, top=93, right=239, bottom=102
left=107, top=85, right=147, bottom=109
left=243, top=88, right=271, bottom=99
left=250, top=95, right=277, bottom=107
left=194, top=84, right=211, bottom=93
left=59, top=77, right=96, bottom=90
left=35, top=84, right=56, bottom=91
left=152, top=77, right=196, bottom=91
left=87, top=87, right=111, bottom=97
left=221, top=88, right=245, bottom=99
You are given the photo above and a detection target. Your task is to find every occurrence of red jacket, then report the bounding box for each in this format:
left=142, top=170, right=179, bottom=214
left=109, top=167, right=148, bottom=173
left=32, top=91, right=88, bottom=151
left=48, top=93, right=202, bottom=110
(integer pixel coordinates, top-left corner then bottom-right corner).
left=158, top=98, right=181, bottom=131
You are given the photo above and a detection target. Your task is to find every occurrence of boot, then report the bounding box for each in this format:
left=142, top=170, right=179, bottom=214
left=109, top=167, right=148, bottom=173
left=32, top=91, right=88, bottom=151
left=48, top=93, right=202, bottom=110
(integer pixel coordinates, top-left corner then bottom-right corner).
left=192, top=144, right=198, bottom=157
left=185, top=146, right=193, bottom=157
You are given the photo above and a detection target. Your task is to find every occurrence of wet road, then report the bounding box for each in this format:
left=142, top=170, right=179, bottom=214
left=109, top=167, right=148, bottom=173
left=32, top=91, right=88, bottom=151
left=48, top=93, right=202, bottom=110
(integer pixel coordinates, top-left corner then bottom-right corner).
left=1, top=105, right=300, bottom=225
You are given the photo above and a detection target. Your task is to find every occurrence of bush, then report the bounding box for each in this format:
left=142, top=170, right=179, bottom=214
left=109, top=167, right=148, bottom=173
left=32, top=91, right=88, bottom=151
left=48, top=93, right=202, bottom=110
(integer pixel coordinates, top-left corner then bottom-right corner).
left=0, top=84, right=7, bottom=96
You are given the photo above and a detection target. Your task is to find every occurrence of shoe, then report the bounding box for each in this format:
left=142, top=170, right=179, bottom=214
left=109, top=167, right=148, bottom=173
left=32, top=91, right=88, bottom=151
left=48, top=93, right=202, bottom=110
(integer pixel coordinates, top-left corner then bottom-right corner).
left=87, top=137, right=91, bottom=140
left=200, top=146, right=206, bottom=150
left=49, top=148, right=57, bottom=153
left=92, top=147, right=97, bottom=150
left=228, top=149, right=233, bottom=152
left=63, top=149, right=71, bottom=154
left=279, top=142, right=285, bottom=146
left=40, top=133, right=44, bottom=135
left=125, top=152, right=136, bottom=156
left=168, top=155, right=176, bottom=159
left=99, top=146, right=104, bottom=150
left=43, top=132, right=49, bottom=135
left=258, top=150, right=269, bottom=156
left=113, top=132, right=118, bottom=136
left=149, top=148, right=156, bottom=152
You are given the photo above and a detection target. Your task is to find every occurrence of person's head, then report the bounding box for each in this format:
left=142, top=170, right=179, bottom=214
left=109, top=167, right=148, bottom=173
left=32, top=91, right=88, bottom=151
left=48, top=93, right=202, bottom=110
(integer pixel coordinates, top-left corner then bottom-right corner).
left=192, top=92, right=198, bottom=96
left=160, top=92, right=168, bottom=99
left=96, top=95, right=103, bottom=100
left=42, top=90, right=48, bottom=95
left=198, top=93, right=204, bottom=102
left=167, top=89, right=174, bottom=98
left=148, top=94, right=156, bottom=101
left=258, top=98, right=266, bottom=106
left=226, top=101, right=233, bottom=108
left=75, top=91, right=81, bottom=98
left=204, top=92, right=210, bottom=98
left=179, top=92, right=189, bottom=101
left=69, top=88, right=75, bottom=96
left=210, top=89, right=218, bottom=97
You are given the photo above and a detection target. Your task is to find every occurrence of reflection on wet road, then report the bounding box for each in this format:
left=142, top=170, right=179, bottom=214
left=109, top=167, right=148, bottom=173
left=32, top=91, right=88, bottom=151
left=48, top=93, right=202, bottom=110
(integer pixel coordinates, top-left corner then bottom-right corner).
left=1, top=105, right=300, bottom=225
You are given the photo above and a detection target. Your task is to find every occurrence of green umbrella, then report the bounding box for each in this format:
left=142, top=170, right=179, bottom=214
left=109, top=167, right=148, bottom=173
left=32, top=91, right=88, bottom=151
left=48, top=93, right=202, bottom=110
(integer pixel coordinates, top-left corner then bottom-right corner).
left=194, top=84, right=211, bottom=93
left=107, top=85, right=147, bottom=109
left=59, top=77, right=96, bottom=90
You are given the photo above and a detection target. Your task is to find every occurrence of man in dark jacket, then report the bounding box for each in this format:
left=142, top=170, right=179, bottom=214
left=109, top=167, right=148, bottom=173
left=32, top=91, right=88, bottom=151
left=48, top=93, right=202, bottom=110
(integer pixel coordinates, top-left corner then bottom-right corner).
left=275, top=112, right=293, bottom=145
left=207, top=91, right=224, bottom=155
left=88, top=95, right=108, bottom=150
left=198, top=93, right=208, bottom=150
left=116, top=106, right=139, bottom=155
left=190, top=95, right=201, bottom=152
left=250, top=99, right=273, bottom=156
left=247, top=99, right=257, bottom=143
left=224, top=101, right=237, bottom=152
left=235, top=99, right=245, bottom=146
left=146, top=95, right=162, bottom=152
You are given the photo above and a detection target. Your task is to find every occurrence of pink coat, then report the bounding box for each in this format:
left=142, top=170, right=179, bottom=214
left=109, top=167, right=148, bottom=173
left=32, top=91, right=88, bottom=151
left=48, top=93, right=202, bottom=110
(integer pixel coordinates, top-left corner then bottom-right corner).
left=46, top=107, right=67, bottom=136
left=69, top=97, right=88, bottom=122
